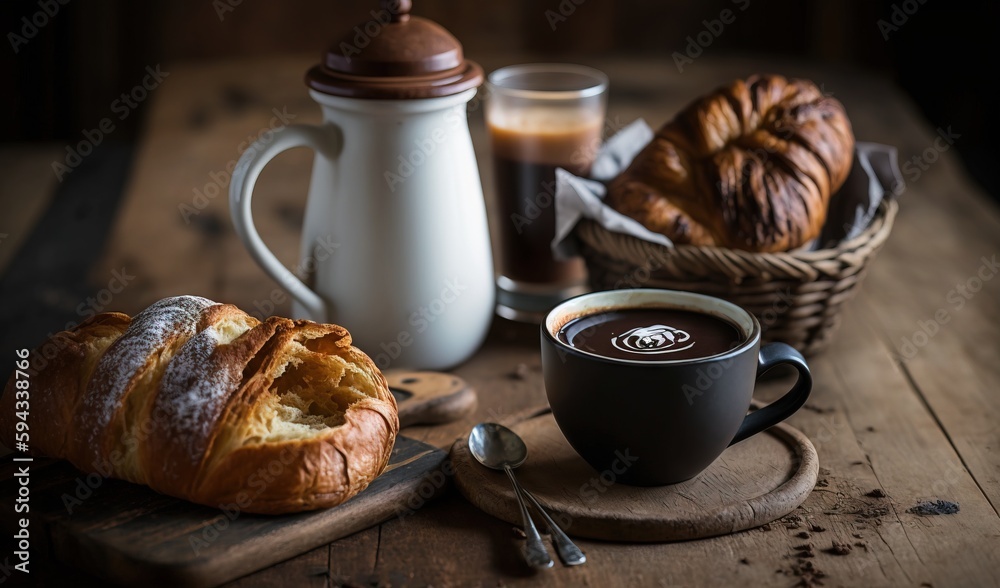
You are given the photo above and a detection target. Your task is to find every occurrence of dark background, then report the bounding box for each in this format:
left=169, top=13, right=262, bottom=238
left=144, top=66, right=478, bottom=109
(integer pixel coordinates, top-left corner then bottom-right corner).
left=1, top=0, right=996, bottom=199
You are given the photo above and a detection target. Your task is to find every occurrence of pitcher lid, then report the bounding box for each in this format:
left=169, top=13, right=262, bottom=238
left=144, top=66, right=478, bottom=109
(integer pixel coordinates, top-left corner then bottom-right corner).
left=306, top=0, right=483, bottom=100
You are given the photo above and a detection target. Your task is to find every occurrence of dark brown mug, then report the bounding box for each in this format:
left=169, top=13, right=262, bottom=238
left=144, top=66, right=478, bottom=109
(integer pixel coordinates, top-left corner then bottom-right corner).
left=541, top=289, right=812, bottom=485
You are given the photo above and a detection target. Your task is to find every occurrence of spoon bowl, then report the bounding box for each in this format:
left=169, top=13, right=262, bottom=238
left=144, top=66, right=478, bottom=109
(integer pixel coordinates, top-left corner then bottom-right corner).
left=469, top=423, right=528, bottom=470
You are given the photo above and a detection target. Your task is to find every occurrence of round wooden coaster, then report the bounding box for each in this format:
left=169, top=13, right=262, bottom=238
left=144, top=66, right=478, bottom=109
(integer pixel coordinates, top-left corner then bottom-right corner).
left=451, top=410, right=818, bottom=542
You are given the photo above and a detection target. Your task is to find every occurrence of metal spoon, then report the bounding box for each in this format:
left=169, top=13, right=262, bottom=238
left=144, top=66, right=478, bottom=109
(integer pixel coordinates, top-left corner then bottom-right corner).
left=469, top=422, right=586, bottom=568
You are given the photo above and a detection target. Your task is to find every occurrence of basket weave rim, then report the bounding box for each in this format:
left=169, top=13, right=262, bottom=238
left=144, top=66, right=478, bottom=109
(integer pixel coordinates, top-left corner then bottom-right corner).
left=578, top=199, right=897, bottom=263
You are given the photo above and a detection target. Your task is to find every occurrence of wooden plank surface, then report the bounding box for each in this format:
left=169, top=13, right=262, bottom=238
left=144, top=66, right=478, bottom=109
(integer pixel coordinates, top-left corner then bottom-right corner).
left=0, top=435, right=447, bottom=588
left=3, top=53, right=998, bottom=587
left=0, top=373, right=472, bottom=587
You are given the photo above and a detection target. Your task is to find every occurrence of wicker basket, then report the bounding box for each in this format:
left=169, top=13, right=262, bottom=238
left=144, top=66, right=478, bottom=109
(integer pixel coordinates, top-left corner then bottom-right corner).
left=575, top=200, right=898, bottom=355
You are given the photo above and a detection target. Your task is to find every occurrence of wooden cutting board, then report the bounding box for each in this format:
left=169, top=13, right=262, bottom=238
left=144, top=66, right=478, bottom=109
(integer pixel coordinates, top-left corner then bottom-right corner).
left=451, top=407, right=818, bottom=542
left=0, top=371, right=476, bottom=587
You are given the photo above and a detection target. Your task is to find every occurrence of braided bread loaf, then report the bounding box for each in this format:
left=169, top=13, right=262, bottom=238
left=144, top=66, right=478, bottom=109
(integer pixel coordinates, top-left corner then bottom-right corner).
left=607, top=74, right=855, bottom=252
left=0, top=296, right=398, bottom=514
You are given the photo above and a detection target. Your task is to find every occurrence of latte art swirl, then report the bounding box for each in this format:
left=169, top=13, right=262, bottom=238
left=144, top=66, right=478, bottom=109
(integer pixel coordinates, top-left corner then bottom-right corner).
left=612, top=324, right=694, bottom=355
left=557, top=308, right=740, bottom=362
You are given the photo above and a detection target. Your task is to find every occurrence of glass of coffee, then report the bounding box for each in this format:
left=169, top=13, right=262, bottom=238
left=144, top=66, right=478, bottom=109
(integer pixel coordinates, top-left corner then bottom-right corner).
left=486, top=64, right=609, bottom=323
left=541, top=289, right=812, bottom=485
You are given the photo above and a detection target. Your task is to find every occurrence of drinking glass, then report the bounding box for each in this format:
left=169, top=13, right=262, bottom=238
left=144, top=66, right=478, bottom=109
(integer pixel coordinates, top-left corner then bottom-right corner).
left=486, top=64, right=608, bottom=323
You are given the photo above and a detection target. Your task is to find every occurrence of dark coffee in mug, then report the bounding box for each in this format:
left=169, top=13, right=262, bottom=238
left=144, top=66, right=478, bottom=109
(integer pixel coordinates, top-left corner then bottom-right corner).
left=542, top=289, right=812, bottom=486
left=557, top=308, right=743, bottom=362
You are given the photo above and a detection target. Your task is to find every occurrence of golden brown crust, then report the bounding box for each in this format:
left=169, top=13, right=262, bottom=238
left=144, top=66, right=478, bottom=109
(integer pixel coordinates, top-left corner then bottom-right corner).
left=0, top=313, right=131, bottom=459
left=140, top=305, right=272, bottom=498
left=606, top=74, right=855, bottom=252
left=198, top=397, right=395, bottom=513
left=69, top=296, right=217, bottom=479
left=189, top=319, right=397, bottom=513
left=0, top=296, right=398, bottom=515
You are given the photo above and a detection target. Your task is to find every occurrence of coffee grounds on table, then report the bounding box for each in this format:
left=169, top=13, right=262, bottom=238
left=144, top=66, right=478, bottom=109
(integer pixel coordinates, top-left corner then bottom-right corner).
left=907, top=500, right=959, bottom=515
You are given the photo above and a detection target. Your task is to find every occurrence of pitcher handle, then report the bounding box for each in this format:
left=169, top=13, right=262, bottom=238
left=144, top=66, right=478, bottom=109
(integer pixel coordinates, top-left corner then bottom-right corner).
left=229, top=124, right=341, bottom=321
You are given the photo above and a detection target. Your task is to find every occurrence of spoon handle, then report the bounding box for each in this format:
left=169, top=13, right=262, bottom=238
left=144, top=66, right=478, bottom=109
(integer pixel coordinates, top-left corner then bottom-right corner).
left=503, top=466, right=553, bottom=570
left=520, top=487, right=587, bottom=566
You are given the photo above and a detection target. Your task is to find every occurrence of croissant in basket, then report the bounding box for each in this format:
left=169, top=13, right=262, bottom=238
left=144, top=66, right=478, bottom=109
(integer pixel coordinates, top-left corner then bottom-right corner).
left=607, top=74, right=855, bottom=252
left=0, top=295, right=398, bottom=514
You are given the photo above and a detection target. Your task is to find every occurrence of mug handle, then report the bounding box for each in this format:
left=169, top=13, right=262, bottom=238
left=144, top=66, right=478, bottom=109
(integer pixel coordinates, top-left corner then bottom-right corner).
left=229, top=124, right=341, bottom=321
left=729, top=342, right=812, bottom=445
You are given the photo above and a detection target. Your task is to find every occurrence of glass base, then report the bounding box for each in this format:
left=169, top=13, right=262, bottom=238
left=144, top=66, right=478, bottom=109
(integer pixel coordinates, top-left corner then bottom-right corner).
left=495, top=275, right=589, bottom=324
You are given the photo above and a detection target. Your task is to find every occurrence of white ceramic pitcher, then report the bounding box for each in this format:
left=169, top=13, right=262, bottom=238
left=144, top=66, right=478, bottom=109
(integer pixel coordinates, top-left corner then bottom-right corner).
left=229, top=1, right=494, bottom=370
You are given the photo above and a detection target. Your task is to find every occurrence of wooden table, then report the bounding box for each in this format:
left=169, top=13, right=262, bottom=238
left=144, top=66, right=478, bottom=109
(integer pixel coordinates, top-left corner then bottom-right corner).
left=2, top=53, right=999, bottom=587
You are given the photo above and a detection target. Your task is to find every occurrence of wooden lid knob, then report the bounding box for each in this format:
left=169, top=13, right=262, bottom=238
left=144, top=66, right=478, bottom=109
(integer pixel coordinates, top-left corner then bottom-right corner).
left=384, top=0, right=412, bottom=23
